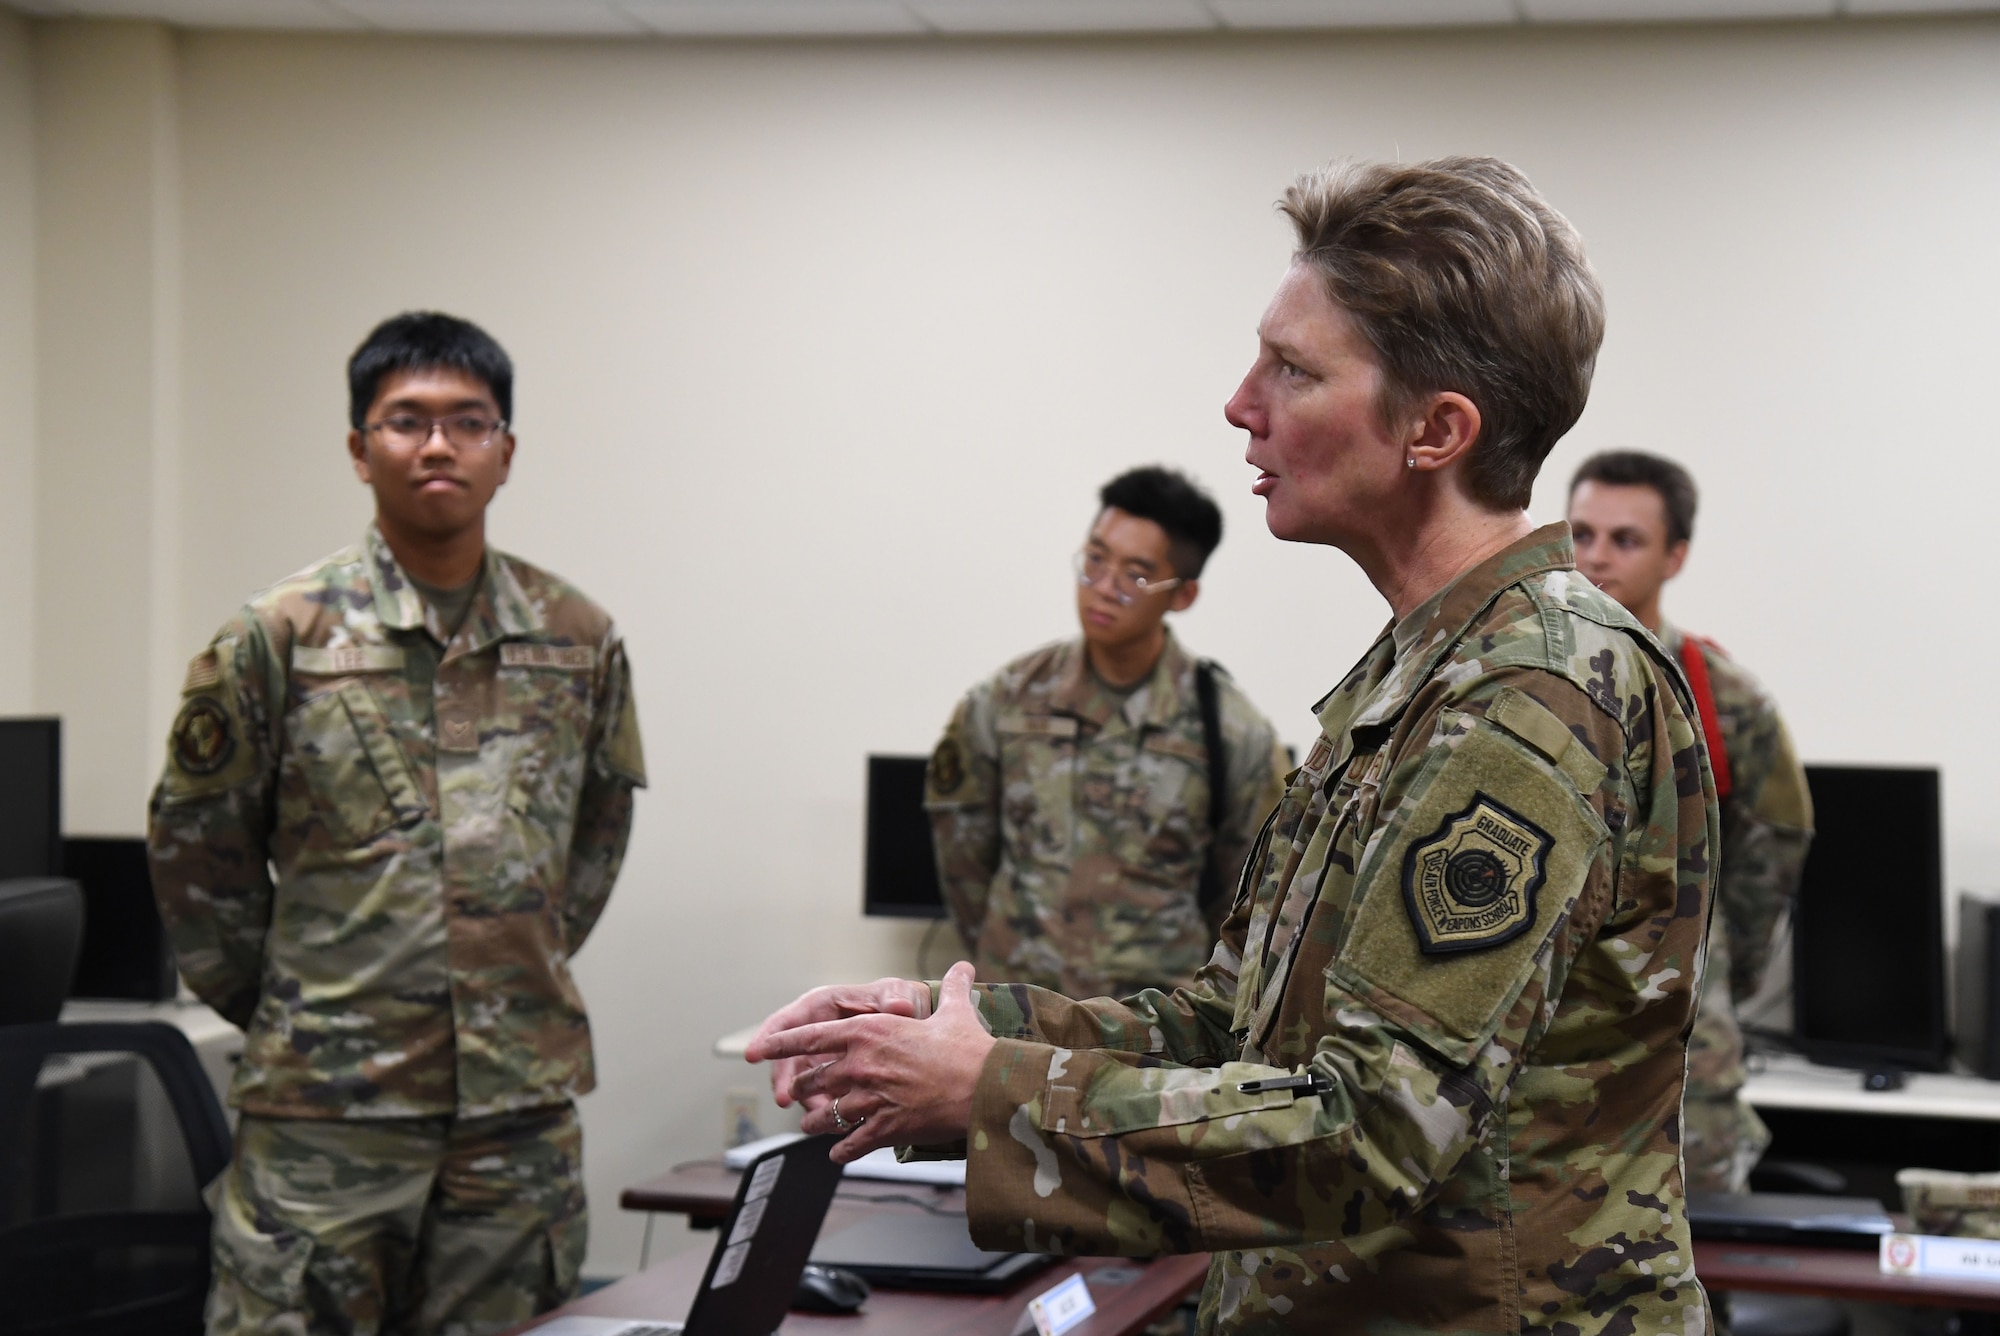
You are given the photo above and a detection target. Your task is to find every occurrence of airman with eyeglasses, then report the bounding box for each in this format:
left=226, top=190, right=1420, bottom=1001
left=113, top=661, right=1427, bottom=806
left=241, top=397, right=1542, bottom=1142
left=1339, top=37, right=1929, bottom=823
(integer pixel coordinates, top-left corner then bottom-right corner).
left=921, top=466, right=1287, bottom=1002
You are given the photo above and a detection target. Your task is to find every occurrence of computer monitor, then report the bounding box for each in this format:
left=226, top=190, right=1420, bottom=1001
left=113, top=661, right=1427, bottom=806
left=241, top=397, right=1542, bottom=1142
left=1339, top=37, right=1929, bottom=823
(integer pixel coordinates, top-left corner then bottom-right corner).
left=1790, top=763, right=1947, bottom=1072
left=862, top=754, right=945, bottom=919
left=63, top=836, right=178, bottom=1003
left=0, top=718, right=62, bottom=882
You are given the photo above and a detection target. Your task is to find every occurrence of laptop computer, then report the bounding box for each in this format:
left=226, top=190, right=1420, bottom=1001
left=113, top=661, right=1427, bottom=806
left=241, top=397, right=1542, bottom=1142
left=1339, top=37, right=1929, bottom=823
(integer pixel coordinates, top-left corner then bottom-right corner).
left=533, top=1134, right=846, bottom=1336
left=1687, top=1192, right=1897, bottom=1251
left=809, top=1211, right=1054, bottom=1293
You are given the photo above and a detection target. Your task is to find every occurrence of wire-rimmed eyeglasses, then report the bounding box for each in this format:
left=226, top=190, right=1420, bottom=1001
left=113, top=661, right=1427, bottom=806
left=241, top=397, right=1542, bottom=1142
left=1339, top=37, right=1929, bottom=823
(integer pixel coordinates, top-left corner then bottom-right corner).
left=1073, top=550, right=1183, bottom=607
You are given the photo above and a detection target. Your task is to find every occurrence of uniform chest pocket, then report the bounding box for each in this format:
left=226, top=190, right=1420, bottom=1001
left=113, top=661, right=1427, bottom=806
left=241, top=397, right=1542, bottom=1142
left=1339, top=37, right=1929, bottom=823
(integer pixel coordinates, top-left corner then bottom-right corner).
left=996, top=713, right=1078, bottom=862
left=283, top=680, right=425, bottom=846
left=495, top=659, right=597, bottom=821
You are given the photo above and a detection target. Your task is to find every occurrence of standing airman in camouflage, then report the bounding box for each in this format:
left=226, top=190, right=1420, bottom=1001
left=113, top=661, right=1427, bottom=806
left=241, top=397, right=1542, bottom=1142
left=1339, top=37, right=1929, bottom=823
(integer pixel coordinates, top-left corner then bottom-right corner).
left=750, top=158, right=1720, bottom=1335
left=926, top=467, right=1287, bottom=999
left=1571, top=450, right=1814, bottom=1195
left=147, top=313, right=645, bottom=1336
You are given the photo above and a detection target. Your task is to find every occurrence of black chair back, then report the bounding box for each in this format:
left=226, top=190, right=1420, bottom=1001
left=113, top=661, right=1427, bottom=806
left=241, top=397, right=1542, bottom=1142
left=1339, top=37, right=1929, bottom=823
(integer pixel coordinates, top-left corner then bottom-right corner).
left=0, top=878, right=85, bottom=1025
left=0, top=1021, right=232, bottom=1335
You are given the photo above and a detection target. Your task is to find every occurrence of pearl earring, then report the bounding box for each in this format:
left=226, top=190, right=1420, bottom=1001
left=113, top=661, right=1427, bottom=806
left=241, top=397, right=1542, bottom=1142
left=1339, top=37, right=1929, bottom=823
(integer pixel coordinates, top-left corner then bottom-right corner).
left=1406, top=457, right=1416, bottom=469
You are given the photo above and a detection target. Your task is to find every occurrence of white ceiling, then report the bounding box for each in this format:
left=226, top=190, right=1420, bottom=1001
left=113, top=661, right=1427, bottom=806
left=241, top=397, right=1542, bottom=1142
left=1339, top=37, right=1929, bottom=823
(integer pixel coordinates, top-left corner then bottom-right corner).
left=2, top=0, right=1995, bottom=36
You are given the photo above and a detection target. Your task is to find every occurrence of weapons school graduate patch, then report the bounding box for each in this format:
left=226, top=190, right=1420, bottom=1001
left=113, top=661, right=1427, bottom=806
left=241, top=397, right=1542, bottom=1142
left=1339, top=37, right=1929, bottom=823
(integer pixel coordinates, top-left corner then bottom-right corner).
left=172, top=697, right=236, bottom=777
left=1401, top=792, right=1552, bottom=955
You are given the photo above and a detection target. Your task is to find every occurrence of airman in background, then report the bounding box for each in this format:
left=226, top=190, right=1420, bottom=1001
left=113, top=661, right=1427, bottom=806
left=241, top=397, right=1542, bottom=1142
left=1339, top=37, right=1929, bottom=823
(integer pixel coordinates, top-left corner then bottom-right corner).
left=925, top=466, right=1287, bottom=999
left=1570, top=449, right=1814, bottom=1195
left=148, top=312, right=646, bottom=1335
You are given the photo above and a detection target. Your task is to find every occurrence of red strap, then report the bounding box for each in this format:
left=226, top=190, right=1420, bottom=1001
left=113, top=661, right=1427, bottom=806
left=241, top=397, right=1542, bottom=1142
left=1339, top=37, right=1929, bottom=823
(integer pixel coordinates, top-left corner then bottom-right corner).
left=1678, top=635, right=1732, bottom=801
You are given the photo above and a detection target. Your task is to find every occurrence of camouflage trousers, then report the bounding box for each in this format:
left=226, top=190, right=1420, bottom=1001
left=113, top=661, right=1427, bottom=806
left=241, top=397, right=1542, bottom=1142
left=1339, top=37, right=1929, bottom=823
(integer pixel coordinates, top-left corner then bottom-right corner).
left=1682, top=1092, right=1772, bottom=1195
left=204, top=1103, right=586, bottom=1336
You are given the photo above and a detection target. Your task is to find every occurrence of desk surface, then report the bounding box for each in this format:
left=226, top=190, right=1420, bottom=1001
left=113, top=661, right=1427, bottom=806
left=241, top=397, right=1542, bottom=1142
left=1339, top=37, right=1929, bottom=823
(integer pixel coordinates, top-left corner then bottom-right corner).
left=1695, top=1238, right=2000, bottom=1310
left=1743, top=1053, right=2000, bottom=1121
left=546, top=1164, right=1206, bottom=1336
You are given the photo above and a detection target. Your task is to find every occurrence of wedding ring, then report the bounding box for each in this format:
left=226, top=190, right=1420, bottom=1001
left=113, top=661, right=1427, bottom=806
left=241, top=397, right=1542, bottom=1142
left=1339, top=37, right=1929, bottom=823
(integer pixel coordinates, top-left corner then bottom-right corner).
left=831, top=1096, right=862, bottom=1132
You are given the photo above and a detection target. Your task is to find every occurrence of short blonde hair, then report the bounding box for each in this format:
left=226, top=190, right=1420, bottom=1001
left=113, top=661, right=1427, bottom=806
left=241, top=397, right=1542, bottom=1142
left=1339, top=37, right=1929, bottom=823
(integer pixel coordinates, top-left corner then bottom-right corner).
left=1281, top=157, right=1605, bottom=510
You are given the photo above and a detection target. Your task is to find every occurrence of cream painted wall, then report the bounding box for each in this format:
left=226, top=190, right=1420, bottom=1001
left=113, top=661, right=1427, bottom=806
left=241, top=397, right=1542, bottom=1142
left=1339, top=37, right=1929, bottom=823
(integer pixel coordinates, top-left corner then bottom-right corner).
left=32, top=19, right=182, bottom=833
left=0, top=11, right=33, bottom=714
left=17, top=14, right=2000, bottom=1278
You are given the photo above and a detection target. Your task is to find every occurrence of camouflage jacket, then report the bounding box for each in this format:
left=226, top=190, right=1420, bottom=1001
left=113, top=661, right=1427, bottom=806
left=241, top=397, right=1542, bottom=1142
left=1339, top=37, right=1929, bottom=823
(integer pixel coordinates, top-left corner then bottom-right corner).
left=1662, top=622, right=1813, bottom=1105
left=147, top=526, right=646, bottom=1120
left=958, top=526, right=1718, bottom=1335
left=925, top=631, right=1287, bottom=998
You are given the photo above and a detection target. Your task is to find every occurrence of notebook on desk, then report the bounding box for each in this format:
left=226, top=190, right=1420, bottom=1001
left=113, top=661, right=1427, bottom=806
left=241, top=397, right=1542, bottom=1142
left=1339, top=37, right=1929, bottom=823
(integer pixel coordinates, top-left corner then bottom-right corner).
left=534, top=1134, right=845, bottom=1336
left=1687, top=1192, right=1897, bottom=1251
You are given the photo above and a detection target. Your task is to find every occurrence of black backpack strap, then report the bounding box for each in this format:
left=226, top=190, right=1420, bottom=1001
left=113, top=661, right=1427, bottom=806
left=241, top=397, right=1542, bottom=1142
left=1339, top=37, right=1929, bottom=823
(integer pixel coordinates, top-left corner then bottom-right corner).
left=1195, top=660, right=1229, bottom=916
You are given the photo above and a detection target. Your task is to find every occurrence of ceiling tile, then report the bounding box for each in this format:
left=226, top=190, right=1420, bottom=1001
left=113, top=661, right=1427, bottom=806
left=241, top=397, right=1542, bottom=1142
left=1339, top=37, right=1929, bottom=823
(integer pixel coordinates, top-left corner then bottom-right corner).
left=910, top=0, right=1217, bottom=32
left=1208, top=0, right=1516, bottom=27
left=1521, top=0, right=1831, bottom=19
left=52, top=0, right=360, bottom=25
left=330, top=0, right=644, bottom=33
left=620, top=0, right=927, bottom=35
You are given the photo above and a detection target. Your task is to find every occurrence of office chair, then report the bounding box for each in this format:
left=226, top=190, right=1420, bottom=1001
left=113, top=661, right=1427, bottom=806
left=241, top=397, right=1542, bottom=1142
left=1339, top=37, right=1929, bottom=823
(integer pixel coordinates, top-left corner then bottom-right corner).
left=0, top=1021, right=232, bottom=1336
left=0, top=877, right=84, bottom=1025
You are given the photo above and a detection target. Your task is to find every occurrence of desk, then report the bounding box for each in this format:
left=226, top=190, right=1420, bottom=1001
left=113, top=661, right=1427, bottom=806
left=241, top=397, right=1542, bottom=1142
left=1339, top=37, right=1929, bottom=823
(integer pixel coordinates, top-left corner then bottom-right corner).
left=571, top=1161, right=1207, bottom=1336
left=1695, top=1239, right=2000, bottom=1312
left=1745, top=1054, right=2000, bottom=1122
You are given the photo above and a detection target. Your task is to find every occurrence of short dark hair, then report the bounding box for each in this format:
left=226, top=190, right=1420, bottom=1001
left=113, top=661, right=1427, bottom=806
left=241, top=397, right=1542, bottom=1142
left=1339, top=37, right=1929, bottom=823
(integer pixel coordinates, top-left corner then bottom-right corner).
left=1281, top=157, right=1605, bottom=511
left=1569, top=450, right=1699, bottom=547
left=1098, top=466, right=1223, bottom=579
left=347, top=312, right=513, bottom=430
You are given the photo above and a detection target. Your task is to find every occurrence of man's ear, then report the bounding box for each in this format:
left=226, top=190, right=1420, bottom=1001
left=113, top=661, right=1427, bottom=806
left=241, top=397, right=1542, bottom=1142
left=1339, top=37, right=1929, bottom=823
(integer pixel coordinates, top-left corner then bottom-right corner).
left=496, top=432, right=516, bottom=488
left=348, top=429, right=372, bottom=484
left=1664, top=539, right=1689, bottom=581
left=1405, top=391, right=1482, bottom=473
left=1169, top=578, right=1199, bottom=614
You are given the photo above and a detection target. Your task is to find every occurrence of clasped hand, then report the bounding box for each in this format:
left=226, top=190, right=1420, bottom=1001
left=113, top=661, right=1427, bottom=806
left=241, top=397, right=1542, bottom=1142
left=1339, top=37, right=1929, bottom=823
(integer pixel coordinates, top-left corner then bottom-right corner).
left=745, top=960, right=997, bottom=1164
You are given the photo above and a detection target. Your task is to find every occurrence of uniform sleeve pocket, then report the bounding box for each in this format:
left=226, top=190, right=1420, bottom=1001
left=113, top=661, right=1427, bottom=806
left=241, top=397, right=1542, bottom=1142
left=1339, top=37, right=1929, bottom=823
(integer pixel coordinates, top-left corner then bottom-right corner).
left=1041, top=1060, right=1300, bottom=1137
left=286, top=681, right=425, bottom=845
left=1335, top=710, right=1611, bottom=1065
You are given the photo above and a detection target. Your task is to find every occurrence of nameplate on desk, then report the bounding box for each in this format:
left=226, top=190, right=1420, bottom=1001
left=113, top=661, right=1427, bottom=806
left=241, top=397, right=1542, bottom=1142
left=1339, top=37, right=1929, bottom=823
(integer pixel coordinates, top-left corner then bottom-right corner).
left=1013, top=1272, right=1095, bottom=1336
left=1882, top=1232, right=2000, bottom=1281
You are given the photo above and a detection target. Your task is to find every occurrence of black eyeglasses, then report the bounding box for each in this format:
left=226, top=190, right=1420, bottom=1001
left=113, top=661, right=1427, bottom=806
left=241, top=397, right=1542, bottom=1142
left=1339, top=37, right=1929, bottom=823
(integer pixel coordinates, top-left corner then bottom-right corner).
left=362, top=413, right=508, bottom=451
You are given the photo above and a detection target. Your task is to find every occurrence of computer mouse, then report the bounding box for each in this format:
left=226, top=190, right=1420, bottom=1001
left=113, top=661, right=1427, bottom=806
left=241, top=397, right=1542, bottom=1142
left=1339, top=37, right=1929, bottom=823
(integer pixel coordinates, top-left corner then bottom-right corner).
left=793, top=1263, right=870, bottom=1314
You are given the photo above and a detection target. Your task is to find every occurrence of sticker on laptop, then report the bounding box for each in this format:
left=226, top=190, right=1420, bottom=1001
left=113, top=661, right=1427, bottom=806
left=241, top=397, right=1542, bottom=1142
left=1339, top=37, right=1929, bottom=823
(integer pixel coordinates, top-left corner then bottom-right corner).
left=712, top=1239, right=752, bottom=1289
left=746, top=1156, right=784, bottom=1203
left=728, top=1195, right=769, bottom=1247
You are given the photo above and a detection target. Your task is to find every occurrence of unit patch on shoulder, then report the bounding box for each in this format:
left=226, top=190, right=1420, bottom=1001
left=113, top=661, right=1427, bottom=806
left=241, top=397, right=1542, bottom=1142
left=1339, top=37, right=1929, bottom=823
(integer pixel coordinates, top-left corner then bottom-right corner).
left=171, top=697, right=236, bottom=777
left=930, top=737, right=966, bottom=796
left=1401, top=791, right=1552, bottom=955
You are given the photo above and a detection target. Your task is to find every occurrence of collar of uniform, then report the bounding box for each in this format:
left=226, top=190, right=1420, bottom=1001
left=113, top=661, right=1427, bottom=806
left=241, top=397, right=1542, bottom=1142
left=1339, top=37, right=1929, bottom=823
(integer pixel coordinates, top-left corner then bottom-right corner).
left=363, top=525, right=545, bottom=651
left=446, top=547, right=543, bottom=661
left=365, top=524, right=430, bottom=633
left=1046, top=630, right=1189, bottom=735
left=1318, top=523, right=1576, bottom=747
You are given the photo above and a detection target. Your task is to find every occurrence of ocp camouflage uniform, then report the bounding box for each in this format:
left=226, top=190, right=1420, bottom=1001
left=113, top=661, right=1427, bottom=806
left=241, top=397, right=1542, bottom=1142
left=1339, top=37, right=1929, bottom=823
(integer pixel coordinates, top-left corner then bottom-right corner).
left=954, top=526, right=1719, bottom=1335
left=1662, top=622, right=1813, bottom=1196
left=147, top=525, right=646, bottom=1336
left=925, top=631, right=1287, bottom=998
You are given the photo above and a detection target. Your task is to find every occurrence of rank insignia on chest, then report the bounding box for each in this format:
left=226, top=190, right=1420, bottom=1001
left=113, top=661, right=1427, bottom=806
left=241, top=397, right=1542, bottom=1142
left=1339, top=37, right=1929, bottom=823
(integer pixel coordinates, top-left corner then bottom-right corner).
left=171, top=697, right=236, bottom=777
left=1401, top=792, right=1551, bottom=954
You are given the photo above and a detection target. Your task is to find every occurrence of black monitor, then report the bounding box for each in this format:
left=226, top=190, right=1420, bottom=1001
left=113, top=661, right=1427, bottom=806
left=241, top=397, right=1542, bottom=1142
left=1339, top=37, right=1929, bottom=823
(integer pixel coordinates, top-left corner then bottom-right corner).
left=63, top=836, right=178, bottom=1003
left=1791, top=764, right=1947, bottom=1072
left=863, top=754, right=945, bottom=919
left=0, top=717, right=61, bottom=881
